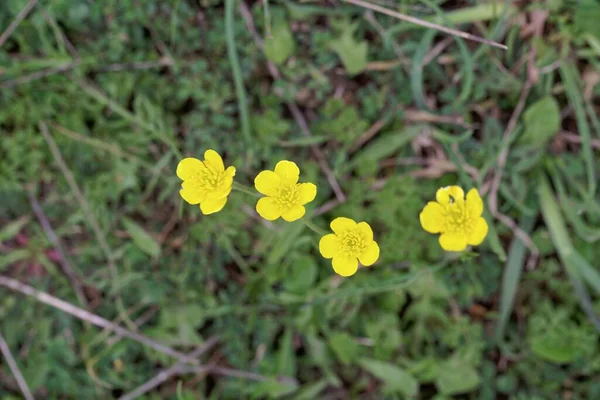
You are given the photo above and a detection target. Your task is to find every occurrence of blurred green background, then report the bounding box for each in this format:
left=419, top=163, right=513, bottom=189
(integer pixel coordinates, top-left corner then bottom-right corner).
left=1, top=0, right=600, bottom=398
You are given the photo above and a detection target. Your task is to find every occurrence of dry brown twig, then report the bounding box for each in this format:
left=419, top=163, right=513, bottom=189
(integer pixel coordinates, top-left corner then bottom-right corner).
left=341, top=0, right=507, bottom=50
left=0, top=332, right=35, bottom=400
left=0, top=0, right=38, bottom=48
left=26, top=187, right=88, bottom=307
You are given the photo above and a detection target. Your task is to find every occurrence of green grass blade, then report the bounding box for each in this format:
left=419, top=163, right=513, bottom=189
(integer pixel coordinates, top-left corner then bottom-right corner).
left=225, top=0, right=252, bottom=147
left=495, top=211, right=537, bottom=343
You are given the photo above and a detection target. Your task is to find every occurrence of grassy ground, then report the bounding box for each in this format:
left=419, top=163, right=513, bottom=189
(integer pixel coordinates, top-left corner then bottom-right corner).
left=1, top=0, right=600, bottom=399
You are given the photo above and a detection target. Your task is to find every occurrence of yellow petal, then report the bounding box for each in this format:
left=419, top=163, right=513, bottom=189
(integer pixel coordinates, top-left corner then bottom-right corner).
left=254, top=170, right=281, bottom=196
left=359, top=242, right=379, bottom=266
left=256, top=197, right=281, bottom=220
left=274, top=160, right=300, bottom=184
left=332, top=255, right=359, bottom=277
left=180, top=181, right=207, bottom=204
left=467, top=217, right=488, bottom=246
left=176, top=157, right=205, bottom=180
left=319, top=234, right=339, bottom=259
left=225, top=165, right=236, bottom=178
left=419, top=202, right=445, bottom=233
left=200, top=197, right=227, bottom=215
left=439, top=232, right=468, bottom=252
left=298, top=183, right=317, bottom=205
left=203, top=149, right=225, bottom=172
left=436, top=186, right=465, bottom=205
left=466, top=188, right=484, bottom=217
left=357, top=222, right=373, bottom=242
left=330, top=217, right=357, bottom=235
left=207, top=183, right=233, bottom=200
left=281, top=205, right=306, bottom=222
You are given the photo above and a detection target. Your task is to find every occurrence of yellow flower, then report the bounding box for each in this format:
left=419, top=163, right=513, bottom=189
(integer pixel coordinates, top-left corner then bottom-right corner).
left=254, top=160, right=317, bottom=222
left=319, top=217, right=380, bottom=277
left=176, top=149, right=236, bottom=215
left=419, top=186, right=488, bottom=252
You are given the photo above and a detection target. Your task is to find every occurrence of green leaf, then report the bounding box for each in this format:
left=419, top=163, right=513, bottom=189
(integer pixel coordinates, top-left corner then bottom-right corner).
left=277, top=328, right=296, bottom=377
left=329, top=23, right=368, bottom=75
left=264, top=23, right=296, bottom=65
left=349, top=125, right=423, bottom=169
left=520, top=96, right=560, bottom=146
left=122, top=218, right=160, bottom=257
left=529, top=331, right=584, bottom=364
left=574, top=0, right=600, bottom=40
left=358, top=358, right=419, bottom=397
left=0, top=215, right=29, bottom=242
left=329, top=332, right=360, bottom=365
left=285, top=255, right=317, bottom=293
left=435, top=360, right=480, bottom=395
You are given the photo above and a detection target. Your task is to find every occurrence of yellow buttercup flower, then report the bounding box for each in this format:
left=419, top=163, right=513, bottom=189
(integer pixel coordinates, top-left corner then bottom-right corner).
left=254, top=160, right=317, bottom=222
left=419, top=186, right=488, bottom=252
left=319, top=217, right=380, bottom=277
left=176, top=149, right=236, bottom=215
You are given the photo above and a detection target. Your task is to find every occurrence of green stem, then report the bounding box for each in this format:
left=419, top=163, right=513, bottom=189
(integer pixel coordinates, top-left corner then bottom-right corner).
left=303, top=219, right=327, bottom=236
left=225, top=0, right=252, bottom=146
left=232, top=182, right=261, bottom=198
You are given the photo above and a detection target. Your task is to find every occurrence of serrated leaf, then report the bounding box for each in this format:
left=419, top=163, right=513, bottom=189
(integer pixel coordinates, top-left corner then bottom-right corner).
left=521, top=96, right=560, bottom=146
left=264, top=23, right=296, bottom=65
left=358, top=358, right=419, bottom=397
left=123, top=218, right=160, bottom=257
left=329, top=24, right=368, bottom=75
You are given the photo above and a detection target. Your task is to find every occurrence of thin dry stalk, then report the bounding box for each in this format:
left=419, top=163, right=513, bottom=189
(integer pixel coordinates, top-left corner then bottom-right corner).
left=0, top=332, right=35, bottom=400
left=340, top=0, right=507, bottom=50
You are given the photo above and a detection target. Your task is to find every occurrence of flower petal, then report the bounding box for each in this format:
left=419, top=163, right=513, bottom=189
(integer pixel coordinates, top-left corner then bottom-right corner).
left=274, top=160, right=300, bottom=184
left=439, top=232, right=468, bottom=252
left=203, top=149, right=225, bottom=173
left=298, top=183, right=317, bottom=205
left=359, top=242, right=379, bottom=266
left=256, top=197, right=281, bottom=220
left=467, top=217, right=488, bottom=246
left=176, top=157, right=205, bottom=180
left=357, top=222, right=373, bottom=242
left=419, top=202, right=445, bottom=233
left=281, top=205, right=306, bottom=222
left=466, top=188, right=484, bottom=217
left=254, top=170, right=281, bottom=196
left=200, top=197, right=227, bottom=215
left=332, top=255, right=359, bottom=277
left=436, top=186, right=465, bottom=205
left=225, top=165, right=236, bottom=178
left=319, top=234, right=339, bottom=259
left=207, top=183, right=232, bottom=200
left=330, top=217, right=357, bottom=235
left=180, top=181, right=207, bottom=204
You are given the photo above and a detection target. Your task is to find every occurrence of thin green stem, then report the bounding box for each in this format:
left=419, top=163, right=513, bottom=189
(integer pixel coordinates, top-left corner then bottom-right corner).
left=225, top=0, right=252, bottom=146
left=232, top=182, right=261, bottom=198
left=303, top=219, right=327, bottom=236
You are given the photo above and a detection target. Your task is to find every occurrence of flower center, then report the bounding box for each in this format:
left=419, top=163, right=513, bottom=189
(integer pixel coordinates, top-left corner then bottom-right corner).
left=444, top=201, right=474, bottom=235
left=191, top=168, right=225, bottom=191
left=274, top=184, right=300, bottom=209
left=339, top=229, right=367, bottom=258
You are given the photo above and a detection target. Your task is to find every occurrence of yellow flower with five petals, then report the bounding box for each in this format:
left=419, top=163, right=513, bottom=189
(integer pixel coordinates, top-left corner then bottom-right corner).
left=254, top=160, right=317, bottom=222
left=419, top=186, right=488, bottom=251
left=176, top=149, right=236, bottom=215
left=319, top=217, right=380, bottom=277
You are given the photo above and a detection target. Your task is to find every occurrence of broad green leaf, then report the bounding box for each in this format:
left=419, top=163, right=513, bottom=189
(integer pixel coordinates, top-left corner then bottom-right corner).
left=529, top=332, right=584, bottom=364
left=329, top=332, right=360, bottom=365
left=435, top=360, right=480, bottom=395
left=520, top=96, right=560, bottom=146
left=123, top=218, right=160, bottom=257
left=329, top=23, right=368, bottom=75
left=285, top=255, right=317, bottom=293
left=277, top=328, right=297, bottom=377
left=350, top=125, right=423, bottom=168
left=358, top=358, right=419, bottom=397
left=264, top=23, right=296, bottom=65
left=574, top=0, right=600, bottom=40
